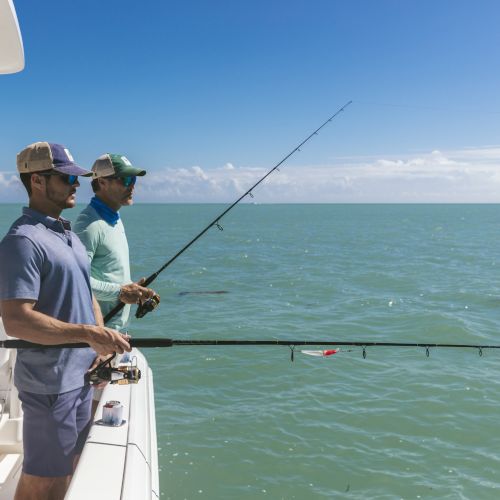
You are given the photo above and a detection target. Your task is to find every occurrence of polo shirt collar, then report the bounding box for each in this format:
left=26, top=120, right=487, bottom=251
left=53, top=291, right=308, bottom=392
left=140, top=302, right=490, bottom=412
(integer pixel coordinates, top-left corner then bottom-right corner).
left=23, top=207, right=72, bottom=233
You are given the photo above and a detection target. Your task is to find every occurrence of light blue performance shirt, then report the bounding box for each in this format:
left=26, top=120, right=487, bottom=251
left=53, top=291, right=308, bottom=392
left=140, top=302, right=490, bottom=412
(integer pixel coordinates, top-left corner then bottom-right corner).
left=0, top=208, right=96, bottom=394
left=74, top=203, right=131, bottom=331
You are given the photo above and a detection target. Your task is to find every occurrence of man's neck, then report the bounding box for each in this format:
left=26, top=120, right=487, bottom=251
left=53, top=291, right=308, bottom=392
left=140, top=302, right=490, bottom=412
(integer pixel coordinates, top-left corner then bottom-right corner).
left=29, top=199, right=62, bottom=219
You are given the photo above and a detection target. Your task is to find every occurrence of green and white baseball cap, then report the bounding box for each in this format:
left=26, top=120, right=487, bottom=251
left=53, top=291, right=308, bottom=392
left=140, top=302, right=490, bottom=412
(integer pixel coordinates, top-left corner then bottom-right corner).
left=91, top=153, right=146, bottom=179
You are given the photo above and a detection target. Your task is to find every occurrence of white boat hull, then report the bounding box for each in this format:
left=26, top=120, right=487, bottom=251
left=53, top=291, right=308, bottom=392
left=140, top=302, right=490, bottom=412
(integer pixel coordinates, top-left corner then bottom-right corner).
left=67, top=349, right=160, bottom=500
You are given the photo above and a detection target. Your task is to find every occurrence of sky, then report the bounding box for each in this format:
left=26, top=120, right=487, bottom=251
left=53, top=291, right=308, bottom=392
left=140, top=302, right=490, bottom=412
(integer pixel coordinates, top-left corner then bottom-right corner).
left=1, top=0, right=500, bottom=203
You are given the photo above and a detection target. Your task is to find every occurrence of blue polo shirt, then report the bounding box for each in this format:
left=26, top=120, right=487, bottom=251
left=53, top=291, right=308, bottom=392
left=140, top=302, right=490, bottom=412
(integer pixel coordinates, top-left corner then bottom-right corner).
left=0, top=207, right=97, bottom=394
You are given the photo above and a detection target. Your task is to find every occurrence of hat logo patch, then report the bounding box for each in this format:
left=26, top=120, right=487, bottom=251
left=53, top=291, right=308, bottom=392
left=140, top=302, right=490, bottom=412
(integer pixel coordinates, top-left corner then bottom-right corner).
left=64, top=149, right=74, bottom=162
left=121, top=156, right=132, bottom=166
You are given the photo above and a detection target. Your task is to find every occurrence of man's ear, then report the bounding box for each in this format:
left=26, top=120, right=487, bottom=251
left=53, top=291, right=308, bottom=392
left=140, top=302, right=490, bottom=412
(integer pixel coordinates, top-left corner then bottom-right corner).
left=30, top=173, right=45, bottom=193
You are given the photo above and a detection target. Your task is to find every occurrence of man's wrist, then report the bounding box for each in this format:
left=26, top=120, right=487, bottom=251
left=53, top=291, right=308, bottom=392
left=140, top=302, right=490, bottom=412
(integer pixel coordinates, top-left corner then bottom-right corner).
left=76, top=324, right=96, bottom=344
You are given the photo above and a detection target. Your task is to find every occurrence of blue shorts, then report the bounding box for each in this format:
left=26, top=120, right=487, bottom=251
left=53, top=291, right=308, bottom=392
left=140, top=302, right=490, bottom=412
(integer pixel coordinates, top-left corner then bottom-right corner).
left=18, top=385, right=93, bottom=477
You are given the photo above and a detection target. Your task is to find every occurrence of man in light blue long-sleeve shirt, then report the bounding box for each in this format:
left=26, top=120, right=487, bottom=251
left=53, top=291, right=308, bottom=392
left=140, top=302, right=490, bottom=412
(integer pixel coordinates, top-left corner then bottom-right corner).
left=74, top=153, right=158, bottom=332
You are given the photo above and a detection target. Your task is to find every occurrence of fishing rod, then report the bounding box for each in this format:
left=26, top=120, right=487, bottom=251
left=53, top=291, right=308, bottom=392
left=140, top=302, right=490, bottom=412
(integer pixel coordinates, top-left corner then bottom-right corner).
left=2, top=338, right=498, bottom=362
left=104, top=101, right=353, bottom=324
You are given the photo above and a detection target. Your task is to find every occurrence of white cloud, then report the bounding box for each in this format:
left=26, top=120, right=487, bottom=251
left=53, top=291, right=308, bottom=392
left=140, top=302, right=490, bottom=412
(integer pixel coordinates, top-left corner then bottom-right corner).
left=2, top=146, right=500, bottom=203
left=0, top=173, right=27, bottom=201
left=133, top=146, right=500, bottom=203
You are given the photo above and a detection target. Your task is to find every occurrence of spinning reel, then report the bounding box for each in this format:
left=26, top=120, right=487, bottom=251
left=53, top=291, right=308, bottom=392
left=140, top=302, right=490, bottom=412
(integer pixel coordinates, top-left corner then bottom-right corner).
left=135, top=294, right=161, bottom=319
left=87, top=353, right=141, bottom=386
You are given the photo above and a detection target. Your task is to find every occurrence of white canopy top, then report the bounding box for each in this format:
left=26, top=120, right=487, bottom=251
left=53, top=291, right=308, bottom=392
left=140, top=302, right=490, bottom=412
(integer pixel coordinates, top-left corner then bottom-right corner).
left=0, top=0, right=24, bottom=74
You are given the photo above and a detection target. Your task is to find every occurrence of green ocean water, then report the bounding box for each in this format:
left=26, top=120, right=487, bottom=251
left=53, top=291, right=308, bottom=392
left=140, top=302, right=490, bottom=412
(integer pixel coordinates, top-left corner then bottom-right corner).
left=2, top=203, right=500, bottom=499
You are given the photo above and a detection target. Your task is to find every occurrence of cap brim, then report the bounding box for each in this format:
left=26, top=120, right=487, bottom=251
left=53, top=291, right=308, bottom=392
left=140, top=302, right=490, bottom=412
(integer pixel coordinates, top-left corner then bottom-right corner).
left=116, top=166, right=147, bottom=177
left=54, top=164, right=93, bottom=177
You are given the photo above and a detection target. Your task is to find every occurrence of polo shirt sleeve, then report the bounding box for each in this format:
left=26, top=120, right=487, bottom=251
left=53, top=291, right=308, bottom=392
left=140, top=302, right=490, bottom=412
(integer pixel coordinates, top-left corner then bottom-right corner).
left=0, top=235, right=42, bottom=301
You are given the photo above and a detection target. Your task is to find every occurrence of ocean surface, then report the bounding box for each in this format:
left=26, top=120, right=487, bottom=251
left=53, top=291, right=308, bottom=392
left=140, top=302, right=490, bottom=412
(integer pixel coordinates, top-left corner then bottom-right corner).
left=2, top=203, right=500, bottom=500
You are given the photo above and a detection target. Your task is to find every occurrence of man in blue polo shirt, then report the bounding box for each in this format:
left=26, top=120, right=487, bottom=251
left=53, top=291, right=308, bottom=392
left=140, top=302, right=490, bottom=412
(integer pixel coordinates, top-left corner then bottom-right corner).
left=0, top=142, right=131, bottom=500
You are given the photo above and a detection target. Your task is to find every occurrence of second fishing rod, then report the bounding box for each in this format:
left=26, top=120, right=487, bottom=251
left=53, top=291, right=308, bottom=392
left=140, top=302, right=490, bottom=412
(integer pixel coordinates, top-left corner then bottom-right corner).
left=3, top=338, right=499, bottom=363
left=104, top=101, right=353, bottom=324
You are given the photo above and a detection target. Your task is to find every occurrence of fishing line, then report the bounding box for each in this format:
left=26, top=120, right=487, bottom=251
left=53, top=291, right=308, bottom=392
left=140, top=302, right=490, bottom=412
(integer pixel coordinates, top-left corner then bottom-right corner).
left=356, top=100, right=500, bottom=115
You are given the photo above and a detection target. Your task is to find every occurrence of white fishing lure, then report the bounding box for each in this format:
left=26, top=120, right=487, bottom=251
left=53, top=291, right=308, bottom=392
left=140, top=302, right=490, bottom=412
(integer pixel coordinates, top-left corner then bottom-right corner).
left=301, top=349, right=340, bottom=357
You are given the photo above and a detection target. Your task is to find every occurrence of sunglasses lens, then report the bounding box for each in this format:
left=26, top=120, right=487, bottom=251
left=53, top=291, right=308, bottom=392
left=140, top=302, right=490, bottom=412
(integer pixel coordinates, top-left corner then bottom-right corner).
left=123, top=176, right=136, bottom=187
left=39, top=172, right=78, bottom=185
left=56, top=174, right=78, bottom=185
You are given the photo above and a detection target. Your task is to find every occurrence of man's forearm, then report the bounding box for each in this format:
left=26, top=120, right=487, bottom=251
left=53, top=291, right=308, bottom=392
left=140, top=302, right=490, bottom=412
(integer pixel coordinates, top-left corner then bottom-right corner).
left=92, top=295, right=104, bottom=327
left=1, top=300, right=94, bottom=345
left=1, top=299, right=131, bottom=356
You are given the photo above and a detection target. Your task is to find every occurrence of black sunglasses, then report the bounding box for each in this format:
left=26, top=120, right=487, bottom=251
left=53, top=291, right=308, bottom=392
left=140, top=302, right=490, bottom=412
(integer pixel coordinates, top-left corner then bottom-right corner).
left=38, top=172, right=79, bottom=186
